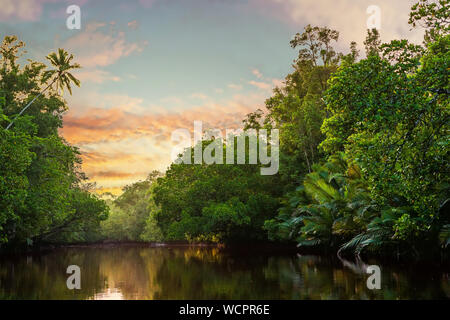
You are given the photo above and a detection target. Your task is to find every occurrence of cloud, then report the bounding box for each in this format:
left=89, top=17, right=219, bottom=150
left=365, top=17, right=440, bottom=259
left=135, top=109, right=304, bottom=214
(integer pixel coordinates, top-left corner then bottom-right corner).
left=228, top=83, right=243, bottom=90
left=248, top=69, right=284, bottom=91
left=189, top=92, right=208, bottom=100
left=61, top=101, right=258, bottom=145
left=127, top=20, right=139, bottom=30
left=60, top=91, right=266, bottom=191
left=0, top=0, right=51, bottom=21
left=66, top=91, right=146, bottom=116
left=248, top=80, right=271, bottom=90
left=271, top=78, right=284, bottom=88
left=78, top=146, right=167, bottom=191
left=160, top=96, right=183, bottom=106
left=63, top=22, right=147, bottom=68
left=252, top=0, right=424, bottom=52
left=252, top=69, right=263, bottom=79
left=0, top=0, right=90, bottom=22
left=75, top=69, right=121, bottom=84
left=139, top=0, right=157, bottom=8
left=90, top=171, right=146, bottom=179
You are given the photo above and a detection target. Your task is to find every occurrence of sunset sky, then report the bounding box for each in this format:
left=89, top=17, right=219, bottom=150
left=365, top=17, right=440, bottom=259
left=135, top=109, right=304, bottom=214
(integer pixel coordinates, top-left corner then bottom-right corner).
left=0, top=0, right=424, bottom=194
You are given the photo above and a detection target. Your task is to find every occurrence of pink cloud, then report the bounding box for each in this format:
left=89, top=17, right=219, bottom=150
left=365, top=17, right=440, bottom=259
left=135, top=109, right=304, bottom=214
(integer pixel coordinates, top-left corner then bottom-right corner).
left=251, top=0, right=424, bottom=53
left=0, top=0, right=51, bottom=21
left=252, top=69, right=263, bottom=79
left=75, top=69, right=121, bottom=84
left=127, top=20, right=139, bottom=30
left=248, top=80, right=271, bottom=90
left=63, top=22, right=147, bottom=68
left=139, top=0, right=158, bottom=8
left=0, top=0, right=89, bottom=22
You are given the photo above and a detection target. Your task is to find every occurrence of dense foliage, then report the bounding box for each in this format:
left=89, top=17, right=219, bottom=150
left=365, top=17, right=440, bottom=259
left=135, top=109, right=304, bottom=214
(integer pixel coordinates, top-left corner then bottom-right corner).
left=1, top=1, right=448, bottom=261
left=152, top=138, right=282, bottom=242
left=0, top=36, right=108, bottom=248
left=266, top=0, right=449, bottom=259
left=100, top=171, right=163, bottom=242
left=149, top=0, right=449, bottom=259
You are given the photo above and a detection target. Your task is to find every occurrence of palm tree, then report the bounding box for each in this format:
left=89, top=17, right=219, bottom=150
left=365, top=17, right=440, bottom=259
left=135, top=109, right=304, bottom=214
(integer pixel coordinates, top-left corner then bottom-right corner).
left=6, top=48, right=80, bottom=130
left=287, top=153, right=378, bottom=249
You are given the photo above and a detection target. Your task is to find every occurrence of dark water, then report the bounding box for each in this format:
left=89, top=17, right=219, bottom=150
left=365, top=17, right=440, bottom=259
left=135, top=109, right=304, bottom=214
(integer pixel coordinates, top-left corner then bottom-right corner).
left=0, top=245, right=448, bottom=300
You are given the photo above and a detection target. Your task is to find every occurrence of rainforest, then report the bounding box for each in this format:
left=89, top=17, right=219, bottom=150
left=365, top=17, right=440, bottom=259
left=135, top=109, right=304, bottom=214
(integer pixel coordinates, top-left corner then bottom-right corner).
left=0, top=0, right=449, bottom=301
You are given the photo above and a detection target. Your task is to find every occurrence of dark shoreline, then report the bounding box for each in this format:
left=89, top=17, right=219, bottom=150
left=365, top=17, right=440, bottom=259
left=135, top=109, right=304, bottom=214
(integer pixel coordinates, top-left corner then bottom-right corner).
left=0, top=240, right=299, bottom=255
left=1, top=241, right=448, bottom=268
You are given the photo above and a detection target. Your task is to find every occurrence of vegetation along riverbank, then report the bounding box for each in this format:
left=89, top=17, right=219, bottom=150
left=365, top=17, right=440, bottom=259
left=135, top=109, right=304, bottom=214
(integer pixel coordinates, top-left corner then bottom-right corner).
left=0, top=0, right=449, bottom=263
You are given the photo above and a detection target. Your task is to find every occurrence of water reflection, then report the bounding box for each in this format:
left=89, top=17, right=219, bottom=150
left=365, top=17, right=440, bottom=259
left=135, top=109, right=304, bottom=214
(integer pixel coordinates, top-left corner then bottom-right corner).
left=0, top=245, right=448, bottom=300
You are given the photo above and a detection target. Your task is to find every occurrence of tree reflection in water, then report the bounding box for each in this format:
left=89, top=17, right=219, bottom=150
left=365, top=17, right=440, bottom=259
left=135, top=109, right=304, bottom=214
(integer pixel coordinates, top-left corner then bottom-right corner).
left=0, top=245, right=448, bottom=299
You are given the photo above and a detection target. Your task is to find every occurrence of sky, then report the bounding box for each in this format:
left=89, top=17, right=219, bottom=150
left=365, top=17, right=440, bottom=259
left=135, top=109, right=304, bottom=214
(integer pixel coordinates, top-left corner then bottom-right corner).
left=0, top=0, right=424, bottom=194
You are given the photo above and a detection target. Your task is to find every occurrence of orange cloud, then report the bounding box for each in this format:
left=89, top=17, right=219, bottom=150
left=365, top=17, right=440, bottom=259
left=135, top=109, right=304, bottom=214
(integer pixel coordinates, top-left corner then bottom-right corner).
left=61, top=93, right=266, bottom=193
left=248, top=80, right=271, bottom=90
left=90, top=171, right=147, bottom=179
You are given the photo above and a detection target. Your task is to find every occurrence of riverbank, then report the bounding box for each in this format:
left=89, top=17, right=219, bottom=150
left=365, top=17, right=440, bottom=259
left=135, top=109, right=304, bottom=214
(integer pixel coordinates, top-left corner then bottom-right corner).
left=0, top=240, right=298, bottom=255
left=1, top=240, right=448, bottom=267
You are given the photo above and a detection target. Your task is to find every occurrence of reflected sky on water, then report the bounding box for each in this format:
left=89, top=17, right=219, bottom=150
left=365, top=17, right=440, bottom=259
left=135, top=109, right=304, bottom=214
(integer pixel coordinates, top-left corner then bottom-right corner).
left=0, top=245, right=448, bottom=300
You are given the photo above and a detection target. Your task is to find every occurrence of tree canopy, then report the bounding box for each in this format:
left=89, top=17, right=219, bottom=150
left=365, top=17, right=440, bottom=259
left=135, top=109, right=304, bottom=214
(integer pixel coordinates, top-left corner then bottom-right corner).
left=0, top=36, right=108, bottom=247
left=1, top=0, right=448, bottom=261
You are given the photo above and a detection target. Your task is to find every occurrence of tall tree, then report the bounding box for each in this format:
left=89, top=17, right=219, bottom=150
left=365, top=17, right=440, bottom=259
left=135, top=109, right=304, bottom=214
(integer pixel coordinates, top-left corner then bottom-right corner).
left=6, top=48, right=80, bottom=130
left=0, top=36, right=107, bottom=246
left=255, top=25, right=343, bottom=190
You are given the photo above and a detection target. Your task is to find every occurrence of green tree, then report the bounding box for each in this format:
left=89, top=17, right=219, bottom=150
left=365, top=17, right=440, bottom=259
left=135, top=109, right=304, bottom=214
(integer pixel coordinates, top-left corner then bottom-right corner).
left=6, top=47, right=80, bottom=130
left=409, top=0, right=449, bottom=43
left=153, top=137, right=281, bottom=242
left=267, top=1, right=449, bottom=259
left=0, top=36, right=107, bottom=247
left=265, top=154, right=376, bottom=249
left=250, top=24, right=346, bottom=194
left=319, top=1, right=449, bottom=257
left=101, top=171, right=163, bottom=241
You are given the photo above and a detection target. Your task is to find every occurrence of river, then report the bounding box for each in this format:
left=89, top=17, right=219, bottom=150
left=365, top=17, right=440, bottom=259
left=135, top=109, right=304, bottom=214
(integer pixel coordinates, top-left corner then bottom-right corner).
left=0, top=245, right=448, bottom=299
